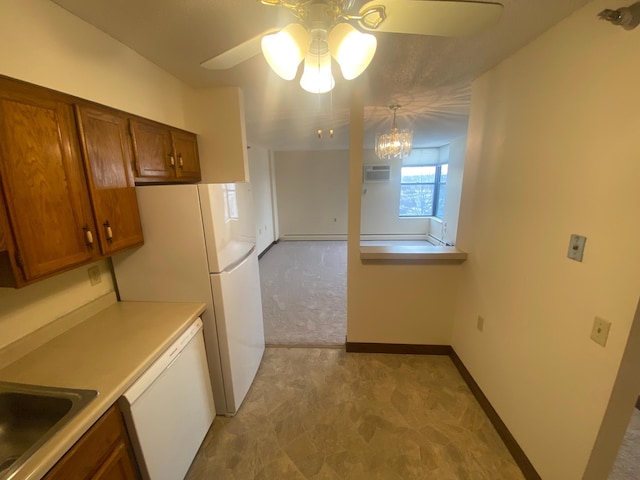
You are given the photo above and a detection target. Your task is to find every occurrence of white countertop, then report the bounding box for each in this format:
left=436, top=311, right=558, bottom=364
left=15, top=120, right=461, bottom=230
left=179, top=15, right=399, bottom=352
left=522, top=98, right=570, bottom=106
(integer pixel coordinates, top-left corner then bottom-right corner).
left=0, top=299, right=206, bottom=480
left=360, top=244, right=468, bottom=262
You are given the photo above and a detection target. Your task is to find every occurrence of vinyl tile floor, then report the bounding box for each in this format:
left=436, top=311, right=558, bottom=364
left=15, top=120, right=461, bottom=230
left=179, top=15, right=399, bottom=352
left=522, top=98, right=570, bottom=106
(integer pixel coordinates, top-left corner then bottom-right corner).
left=185, top=347, right=524, bottom=480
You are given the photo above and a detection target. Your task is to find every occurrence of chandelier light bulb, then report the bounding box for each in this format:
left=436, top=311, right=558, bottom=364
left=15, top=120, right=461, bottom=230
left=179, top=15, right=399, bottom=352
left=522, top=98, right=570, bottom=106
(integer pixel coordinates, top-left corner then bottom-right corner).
left=328, top=23, right=377, bottom=80
left=261, top=24, right=310, bottom=80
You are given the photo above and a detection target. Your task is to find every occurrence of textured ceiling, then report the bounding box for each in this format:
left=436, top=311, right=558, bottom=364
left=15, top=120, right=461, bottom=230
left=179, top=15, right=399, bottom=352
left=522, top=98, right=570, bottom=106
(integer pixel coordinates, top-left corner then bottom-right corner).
left=50, top=0, right=592, bottom=150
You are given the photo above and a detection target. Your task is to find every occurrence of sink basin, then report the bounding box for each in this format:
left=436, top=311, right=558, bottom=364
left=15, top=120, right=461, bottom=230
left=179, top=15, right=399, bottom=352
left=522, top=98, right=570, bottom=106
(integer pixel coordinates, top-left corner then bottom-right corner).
left=0, top=382, right=98, bottom=480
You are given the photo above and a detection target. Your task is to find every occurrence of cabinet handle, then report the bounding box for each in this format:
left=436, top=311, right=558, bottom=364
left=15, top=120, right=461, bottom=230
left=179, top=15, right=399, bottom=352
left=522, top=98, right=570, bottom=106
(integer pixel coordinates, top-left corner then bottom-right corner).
left=178, top=154, right=184, bottom=169
left=103, top=221, right=113, bottom=243
left=83, top=225, right=94, bottom=249
left=169, top=154, right=176, bottom=168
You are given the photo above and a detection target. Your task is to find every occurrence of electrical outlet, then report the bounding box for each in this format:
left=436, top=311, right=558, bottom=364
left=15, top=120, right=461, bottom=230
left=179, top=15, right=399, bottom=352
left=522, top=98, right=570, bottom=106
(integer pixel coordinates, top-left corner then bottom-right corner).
left=88, top=266, right=101, bottom=286
left=591, top=317, right=611, bottom=347
left=477, top=316, right=485, bottom=332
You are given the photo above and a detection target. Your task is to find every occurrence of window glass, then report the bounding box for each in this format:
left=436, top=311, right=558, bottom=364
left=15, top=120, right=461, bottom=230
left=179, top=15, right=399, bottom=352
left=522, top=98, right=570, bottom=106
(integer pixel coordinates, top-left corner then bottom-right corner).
left=400, top=166, right=436, bottom=184
left=440, top=164, right=448, bottom=183
left=400, top=184, right=434, bottom=217
left=399, top=164, right=447, bottom=218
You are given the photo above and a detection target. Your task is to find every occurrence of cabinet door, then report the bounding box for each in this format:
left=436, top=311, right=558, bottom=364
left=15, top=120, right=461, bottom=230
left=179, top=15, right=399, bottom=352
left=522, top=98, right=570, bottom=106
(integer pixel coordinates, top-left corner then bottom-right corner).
left=91, top=442, right=138, bottom=480
left=0, top=80, right=98, bottom=283
left=172, top=131, right=201, bottom=182
left=129, top=118, right=175, bottom=182
left=44, top=404, right=139, bottom=480
left=75, top=105, right=144, bottom=255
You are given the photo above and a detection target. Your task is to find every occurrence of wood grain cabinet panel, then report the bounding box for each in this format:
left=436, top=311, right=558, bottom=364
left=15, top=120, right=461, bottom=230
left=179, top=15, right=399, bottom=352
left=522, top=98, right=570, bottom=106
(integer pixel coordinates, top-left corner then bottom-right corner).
left=44, top=404, right=139, bottom=480
left=0, top=78, right=98, bottom=285
left=130, top=117, right=201, bottom=184
left=91, top=442, right=138, bottom=480
left=75, top=105, right=144, bottom=255
left=129, top=118, right=175, bottom=182
left=172, top=130, right=201, bottom=182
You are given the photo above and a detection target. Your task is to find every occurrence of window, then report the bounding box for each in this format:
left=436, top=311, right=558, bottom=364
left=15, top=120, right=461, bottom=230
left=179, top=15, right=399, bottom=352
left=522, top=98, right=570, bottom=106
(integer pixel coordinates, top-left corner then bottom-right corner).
left=399, top=164, right=448, bottom=218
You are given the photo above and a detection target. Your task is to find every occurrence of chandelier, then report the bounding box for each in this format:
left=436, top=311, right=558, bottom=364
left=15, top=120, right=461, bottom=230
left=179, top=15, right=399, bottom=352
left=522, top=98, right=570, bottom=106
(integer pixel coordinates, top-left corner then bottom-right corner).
left=375, top=105, right=413, bottom=160
left=260, top=1, right=378, bottom=94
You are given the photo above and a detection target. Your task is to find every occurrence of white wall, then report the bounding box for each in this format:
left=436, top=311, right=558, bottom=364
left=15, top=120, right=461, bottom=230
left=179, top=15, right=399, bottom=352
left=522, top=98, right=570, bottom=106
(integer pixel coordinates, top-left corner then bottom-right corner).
left=452, top=1, right=640, bottom=478
left=0, top=0, right=199, bottom=347
left=247, top=146, right=276, bottom=255
left=274, top=150, right=349, bottom=239
left=0, top=260, right=113, bottom=350
left=361, top=149, right=430, bottom=237
left=347, top=88, right=462, bottom=347
left=272, top=145, right=464, bottom=240
left=186, top=87, right=249, bottom=183
left=436, top=136, right=467, bottom=245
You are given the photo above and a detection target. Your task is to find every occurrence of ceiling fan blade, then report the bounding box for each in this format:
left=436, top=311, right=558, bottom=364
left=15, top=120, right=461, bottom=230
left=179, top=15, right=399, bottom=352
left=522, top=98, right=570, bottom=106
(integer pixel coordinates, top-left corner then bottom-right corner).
left=201, top=29, right=278, bottom=70
left=358, top=0, right=503, bottom=37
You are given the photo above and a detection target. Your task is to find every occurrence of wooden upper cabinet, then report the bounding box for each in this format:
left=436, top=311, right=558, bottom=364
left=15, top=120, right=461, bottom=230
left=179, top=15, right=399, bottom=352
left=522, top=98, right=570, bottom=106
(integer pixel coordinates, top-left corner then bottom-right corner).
left=129, top=118, right=175, bottom=181
left=75, top=104, right=144, bottom=255
left=172, top=130, right=201, bottom=181
left=0, top=79, right=98, bottom=285
left=130, top=117, right=201, bottom=184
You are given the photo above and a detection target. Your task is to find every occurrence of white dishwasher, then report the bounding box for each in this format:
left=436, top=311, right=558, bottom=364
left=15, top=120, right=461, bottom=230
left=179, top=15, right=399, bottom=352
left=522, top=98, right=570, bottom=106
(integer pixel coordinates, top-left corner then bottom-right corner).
left=120, top=318, right=215, bottom=480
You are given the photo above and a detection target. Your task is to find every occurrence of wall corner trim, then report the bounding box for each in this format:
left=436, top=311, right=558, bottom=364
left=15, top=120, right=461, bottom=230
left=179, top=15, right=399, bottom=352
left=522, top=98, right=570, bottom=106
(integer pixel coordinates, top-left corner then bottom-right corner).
left=345, top=342, right=541, bottom=480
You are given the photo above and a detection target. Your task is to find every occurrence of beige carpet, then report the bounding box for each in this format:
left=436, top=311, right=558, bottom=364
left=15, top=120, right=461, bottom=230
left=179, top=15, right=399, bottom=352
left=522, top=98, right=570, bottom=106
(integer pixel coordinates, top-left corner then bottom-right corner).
left=259, top=241, right=346, bottom=346
left=610, top=408, right=640, bottom=479
left=185, top=348, right=524, bottom=480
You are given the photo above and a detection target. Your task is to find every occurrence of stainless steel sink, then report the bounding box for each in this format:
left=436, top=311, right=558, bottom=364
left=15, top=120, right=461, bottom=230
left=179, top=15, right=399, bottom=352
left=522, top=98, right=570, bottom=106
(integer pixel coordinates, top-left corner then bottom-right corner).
left=0, top=382, right=98, bottom=480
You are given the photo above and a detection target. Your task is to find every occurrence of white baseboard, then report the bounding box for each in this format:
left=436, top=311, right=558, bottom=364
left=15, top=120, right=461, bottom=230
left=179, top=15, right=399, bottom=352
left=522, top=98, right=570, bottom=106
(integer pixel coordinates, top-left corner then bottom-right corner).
left=279, top=234, right=348, bottom=241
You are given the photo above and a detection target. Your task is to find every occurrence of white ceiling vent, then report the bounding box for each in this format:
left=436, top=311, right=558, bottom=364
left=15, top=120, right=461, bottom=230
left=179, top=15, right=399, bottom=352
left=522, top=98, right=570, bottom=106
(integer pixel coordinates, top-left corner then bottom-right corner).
left=363, top=165, right=391, bottom=183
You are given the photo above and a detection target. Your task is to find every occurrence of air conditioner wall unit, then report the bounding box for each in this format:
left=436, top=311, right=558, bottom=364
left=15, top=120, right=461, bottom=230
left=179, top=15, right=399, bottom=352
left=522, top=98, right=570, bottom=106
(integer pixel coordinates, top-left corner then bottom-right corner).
left=363, top=165, right=391, bottom=183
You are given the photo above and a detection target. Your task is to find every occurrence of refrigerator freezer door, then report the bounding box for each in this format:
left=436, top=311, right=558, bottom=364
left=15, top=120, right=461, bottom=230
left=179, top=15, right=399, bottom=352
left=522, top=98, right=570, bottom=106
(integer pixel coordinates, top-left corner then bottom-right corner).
left=210, top=250, right=265, bottom=413
left=198, top=183, right=256, bottom=273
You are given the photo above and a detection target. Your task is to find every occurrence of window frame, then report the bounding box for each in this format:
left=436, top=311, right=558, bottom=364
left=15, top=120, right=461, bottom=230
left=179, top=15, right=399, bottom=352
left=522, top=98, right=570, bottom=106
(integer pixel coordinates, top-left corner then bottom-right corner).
left=399, top=163, right=448, bottom=218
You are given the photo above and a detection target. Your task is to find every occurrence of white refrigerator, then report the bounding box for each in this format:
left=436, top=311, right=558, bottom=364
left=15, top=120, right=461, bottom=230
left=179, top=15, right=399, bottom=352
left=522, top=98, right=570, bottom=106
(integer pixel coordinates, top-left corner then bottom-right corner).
left=112, top=183, right=265, bottom=416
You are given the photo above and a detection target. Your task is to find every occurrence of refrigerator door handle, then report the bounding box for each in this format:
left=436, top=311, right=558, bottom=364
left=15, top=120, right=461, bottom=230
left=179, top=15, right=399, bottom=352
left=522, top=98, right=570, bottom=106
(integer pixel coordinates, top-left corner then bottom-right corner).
left=220, top=247, right=255, bottom=274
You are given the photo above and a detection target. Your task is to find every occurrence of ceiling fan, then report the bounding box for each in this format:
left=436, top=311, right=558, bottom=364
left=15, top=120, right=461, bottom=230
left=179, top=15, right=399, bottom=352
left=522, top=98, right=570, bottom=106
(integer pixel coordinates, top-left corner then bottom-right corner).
left=201, top=0, right=503, bottom=94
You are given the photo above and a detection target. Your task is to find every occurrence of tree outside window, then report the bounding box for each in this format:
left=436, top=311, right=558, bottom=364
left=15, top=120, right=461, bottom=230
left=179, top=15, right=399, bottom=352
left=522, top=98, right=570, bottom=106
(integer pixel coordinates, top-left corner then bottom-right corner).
left=399, top=164, right=447, bottom=218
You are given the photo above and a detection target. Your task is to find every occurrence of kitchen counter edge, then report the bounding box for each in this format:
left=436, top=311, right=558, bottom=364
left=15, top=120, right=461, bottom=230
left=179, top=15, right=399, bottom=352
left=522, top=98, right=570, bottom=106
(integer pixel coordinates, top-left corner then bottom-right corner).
left=0, top=300, right=206, bottom=480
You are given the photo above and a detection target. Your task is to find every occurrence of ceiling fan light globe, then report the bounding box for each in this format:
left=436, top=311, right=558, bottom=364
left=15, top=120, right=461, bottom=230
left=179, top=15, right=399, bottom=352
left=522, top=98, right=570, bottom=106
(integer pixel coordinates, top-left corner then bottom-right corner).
left=261, top=23, right=309, bottom=80
left=300, top=51, right=335, bottom=94
left=328, top=23, right=377, bottom=80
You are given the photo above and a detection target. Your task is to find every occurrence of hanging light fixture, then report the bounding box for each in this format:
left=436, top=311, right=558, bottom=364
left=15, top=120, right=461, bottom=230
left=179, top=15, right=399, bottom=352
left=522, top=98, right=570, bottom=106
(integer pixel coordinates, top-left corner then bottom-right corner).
left=259, top=1, right=377, bottom=94
left=375, top=105, right=413, bottom=160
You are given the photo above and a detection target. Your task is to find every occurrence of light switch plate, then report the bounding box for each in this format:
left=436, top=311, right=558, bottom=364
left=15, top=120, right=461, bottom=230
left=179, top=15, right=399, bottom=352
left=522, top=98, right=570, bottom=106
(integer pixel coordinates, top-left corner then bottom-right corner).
left=567, top=234, right=587, bottom=262
left=591, top=317, right=611, bottom=347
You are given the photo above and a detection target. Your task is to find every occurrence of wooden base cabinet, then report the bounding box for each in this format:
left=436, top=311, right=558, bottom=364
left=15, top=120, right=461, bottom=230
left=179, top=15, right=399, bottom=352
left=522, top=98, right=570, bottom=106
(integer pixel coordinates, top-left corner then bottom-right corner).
left=44, top=404, right=139, bottom=480
left=130, top=117, right=201, bottom=184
